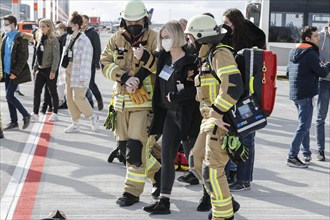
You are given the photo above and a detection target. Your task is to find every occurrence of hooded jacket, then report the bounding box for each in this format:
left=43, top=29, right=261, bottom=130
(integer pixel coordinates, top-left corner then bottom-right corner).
left=319, top=26, right=330, bottom=81
left=288, top=42, right=330, bottom=100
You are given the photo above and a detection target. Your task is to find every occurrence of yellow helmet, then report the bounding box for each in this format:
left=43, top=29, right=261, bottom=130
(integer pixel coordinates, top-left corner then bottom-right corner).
left=121, top=0, right=147, bottom=21
left=185, top=15, right=226, bottom=42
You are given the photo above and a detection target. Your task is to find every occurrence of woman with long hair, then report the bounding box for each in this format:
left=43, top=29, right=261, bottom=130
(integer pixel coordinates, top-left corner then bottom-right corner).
left=32, top=18, right=60, bottom=122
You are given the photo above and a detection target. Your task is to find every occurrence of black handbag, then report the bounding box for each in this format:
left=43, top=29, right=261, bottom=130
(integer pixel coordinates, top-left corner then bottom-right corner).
left=61, top=33, right=81, bottom=68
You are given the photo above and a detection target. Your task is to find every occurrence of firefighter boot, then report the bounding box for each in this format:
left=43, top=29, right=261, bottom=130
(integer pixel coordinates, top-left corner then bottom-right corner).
left=207, top=197, right=240, bottom=219
left=197, top=187, right=211, bottom=212
left=107, top=147, right=119, bottom=163
left=143, top=196, right=171, bottom=215
left=151, top=168, right=161, bottom=199
left=116, top=192, right=139, bottom=207
left=117, top=141, right=127, bottom=165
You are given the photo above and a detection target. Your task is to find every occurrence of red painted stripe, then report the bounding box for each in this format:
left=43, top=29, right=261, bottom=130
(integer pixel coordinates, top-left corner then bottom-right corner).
left=12, top=114, right=54, bottom=220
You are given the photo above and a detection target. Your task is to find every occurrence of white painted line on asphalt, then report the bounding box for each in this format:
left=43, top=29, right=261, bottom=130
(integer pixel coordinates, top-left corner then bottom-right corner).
left=0, top=115, right=46, bottom=220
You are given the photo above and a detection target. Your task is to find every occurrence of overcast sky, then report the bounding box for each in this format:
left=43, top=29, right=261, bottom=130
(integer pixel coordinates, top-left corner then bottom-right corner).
left=21, top=0, right=246, bottom=24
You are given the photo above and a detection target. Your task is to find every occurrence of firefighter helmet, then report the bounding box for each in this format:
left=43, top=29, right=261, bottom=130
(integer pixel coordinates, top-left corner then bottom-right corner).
left=121, top=0, right=148, bottom=21
left=185, top=14, right=227, bottom=44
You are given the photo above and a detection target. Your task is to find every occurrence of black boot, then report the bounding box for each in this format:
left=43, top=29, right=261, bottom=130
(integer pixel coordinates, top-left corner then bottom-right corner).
left=108, top=147, right=119, bottom=163
left=197, top=187, right=211, bottom=212
left=0, top=128, right=4, bottom=139
left=232, top=197, right=240, bottom=213
left=143, top=196, right=171, bottom=215
left=117, top=141, right=127, bottom=165
left=151, top=168, right=161, bottom=199
left=116, top=192, right=139, bottom=207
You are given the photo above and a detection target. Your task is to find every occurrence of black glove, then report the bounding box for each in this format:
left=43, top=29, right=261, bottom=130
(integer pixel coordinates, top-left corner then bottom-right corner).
left=221, top=135, right=249, bottom=164
left=104, top=104, right=116, bottom=131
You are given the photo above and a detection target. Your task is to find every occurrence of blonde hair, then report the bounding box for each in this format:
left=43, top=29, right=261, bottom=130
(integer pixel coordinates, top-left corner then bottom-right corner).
left=158, top=20, right=186, bottom=50
left=36, top=18, right=56, bottom=47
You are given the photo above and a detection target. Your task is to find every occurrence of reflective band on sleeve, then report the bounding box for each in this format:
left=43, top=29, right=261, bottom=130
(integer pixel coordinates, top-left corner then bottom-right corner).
left=209, top=84, right=217, bottom=103
left=200, top=78, right=219, bottom=86
left=216, top=65, right=239, bottom=78
left=105, top=63, right=118, bottom=79
left=214, top=98, right=233, bottom=111
left=147, top=156, right=157, bottom=171
left=127, top=171, right=147, bottom=183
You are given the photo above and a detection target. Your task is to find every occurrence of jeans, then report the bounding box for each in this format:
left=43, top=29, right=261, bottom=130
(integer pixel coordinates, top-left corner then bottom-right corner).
left=316, top=80, right=330, bottom=151
left=236, top=132, right=255, bottom=182
left=5, top=76, right=29, bottom=124
left=289, top=97, right=314, bottom=158
left=33, top=68, right=59, bottom=114
left=89, top=66, right=102, bottom=102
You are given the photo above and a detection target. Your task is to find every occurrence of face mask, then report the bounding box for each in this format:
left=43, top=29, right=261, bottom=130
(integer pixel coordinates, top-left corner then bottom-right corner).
left=127, top=24, right=143, bottom=37
left=162, top=38, right=173, bottom=52
left=4, top=26, right=11, bottom=33
left=222, top=24, right=233, bottom=35
left=67, top=26, right=73, bottom=35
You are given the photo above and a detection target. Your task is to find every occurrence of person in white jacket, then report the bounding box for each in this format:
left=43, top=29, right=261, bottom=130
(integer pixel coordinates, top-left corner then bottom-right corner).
left=61, top=11, right=99, bottom=133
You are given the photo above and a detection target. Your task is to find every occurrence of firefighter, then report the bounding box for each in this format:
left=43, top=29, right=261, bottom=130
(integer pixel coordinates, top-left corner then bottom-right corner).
left=185, top=15, right=244, bottom=220
left=100, top=0, right=161, bottom=206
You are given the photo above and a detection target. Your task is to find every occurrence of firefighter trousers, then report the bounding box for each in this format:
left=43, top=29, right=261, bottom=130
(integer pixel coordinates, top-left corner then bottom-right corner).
left=190, top=121, right=233, bottom=220
left=116, top=110, right=161, bottom=197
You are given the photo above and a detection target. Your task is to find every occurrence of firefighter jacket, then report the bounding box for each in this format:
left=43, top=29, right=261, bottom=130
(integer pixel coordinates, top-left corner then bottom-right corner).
left=194, top=43, right=243, bottom=130
left=100, top=27, right=158, bottom=112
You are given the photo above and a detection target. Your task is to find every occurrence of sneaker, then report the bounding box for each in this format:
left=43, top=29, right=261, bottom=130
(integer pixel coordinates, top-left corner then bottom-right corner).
left=286, top=157, right=308, bottom=168
left=91, top=115, right=99, bottom=131
left=116, top=192, right=139, bottom=207
left=230, top=181, right=251, bottom=192
left=3, top=122, right=19, bottom=130
left=22, top=116, right=31, bottom=129
left=64, top=123, right=80, bottom=133
left=16, top=90, right=24, bottom=96
left=49, top=113, right=58, bottom=122
left=177, top=171, right=199, bottom=185
left=317, top=151, right=325, bottom=161
left=30, top=114, right=39, bottom=122
left=302, top=156, right=312, bottom=165
left=227, top=170, right=237, bottom=186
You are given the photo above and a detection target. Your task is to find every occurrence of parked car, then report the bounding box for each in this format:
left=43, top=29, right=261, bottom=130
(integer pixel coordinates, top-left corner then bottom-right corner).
left=17, top=21, right=38, bottom=34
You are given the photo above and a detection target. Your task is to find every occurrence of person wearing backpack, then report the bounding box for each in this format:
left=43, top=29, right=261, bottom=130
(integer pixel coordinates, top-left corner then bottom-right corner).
left=287, top=26, right=330, bottom=168
left=221, top=8, right=266, bottom=192
left=185, top=14, right=244, bottom=220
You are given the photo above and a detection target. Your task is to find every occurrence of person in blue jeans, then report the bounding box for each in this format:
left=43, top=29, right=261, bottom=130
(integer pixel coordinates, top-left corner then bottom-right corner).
left=287, top=26, right=330, bottom=168
left=1, top=15, right=32, bottom=130
left=316, top=21, right=330, bottom=161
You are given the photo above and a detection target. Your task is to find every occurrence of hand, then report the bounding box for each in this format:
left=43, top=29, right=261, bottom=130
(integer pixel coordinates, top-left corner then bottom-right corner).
left=187, top=69, right=194, bottom=79
left=221, top=135, right=249, bottom=164
left=214, top=115, right=230, bottom=133
left=49, top=72, right=55, bottom=80
left=10, top=73, right=17, bottom=79
left=126, top=85, right=137, bottom=94
left=125, top=76, right=140, bottom=89
left=133, top=44, right=144, bottom=60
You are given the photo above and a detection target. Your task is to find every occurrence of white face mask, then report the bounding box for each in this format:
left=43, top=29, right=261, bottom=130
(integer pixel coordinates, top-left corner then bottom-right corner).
left=162, top=38, right=173, bottom=52
left=4, top=26, right=12, bottom=33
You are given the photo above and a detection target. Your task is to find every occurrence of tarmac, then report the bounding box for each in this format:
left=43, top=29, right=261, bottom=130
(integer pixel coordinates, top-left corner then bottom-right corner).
left=0, top=32, right=329, bottom=220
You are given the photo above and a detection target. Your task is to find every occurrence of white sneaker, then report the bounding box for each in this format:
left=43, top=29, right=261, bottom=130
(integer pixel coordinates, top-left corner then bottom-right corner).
left=91, top=115, right=99, bottom=131
left=64, top=123, right=80, bottom=133
left=49, top=113, right=58, bottom=122
left=30, top=113, right=39, bottom=122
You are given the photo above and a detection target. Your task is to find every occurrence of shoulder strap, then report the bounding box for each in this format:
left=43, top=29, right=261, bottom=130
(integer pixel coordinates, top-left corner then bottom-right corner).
left=207, top=45, right=221, bottom=84
left=68, top=32, right=81, bottom=51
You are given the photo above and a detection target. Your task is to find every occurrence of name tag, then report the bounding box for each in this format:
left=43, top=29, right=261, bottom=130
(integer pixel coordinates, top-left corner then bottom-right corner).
left=159, top=65, right=174, bottom=81
left=68, top=50, right=73, bottom=58
left=177, top=81, right=184, bottom=92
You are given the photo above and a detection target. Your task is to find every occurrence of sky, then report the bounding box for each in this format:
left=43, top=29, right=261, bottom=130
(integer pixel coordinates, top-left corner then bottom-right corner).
left=21, top=0, right=246, bottom=24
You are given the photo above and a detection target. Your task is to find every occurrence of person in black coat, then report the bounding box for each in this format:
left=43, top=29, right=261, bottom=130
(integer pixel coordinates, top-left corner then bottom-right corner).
left=143, top=21, right=201, bottom=215
left=82, top=15, right=103, bottom=110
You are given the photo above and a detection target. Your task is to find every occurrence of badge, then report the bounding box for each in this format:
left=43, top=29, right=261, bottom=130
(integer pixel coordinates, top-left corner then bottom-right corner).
left=159, top=65, right=174, bottom=81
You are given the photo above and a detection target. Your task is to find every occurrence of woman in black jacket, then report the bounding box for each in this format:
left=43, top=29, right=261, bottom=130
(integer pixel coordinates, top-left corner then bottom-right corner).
left=143, top=20, right=201, bottom=215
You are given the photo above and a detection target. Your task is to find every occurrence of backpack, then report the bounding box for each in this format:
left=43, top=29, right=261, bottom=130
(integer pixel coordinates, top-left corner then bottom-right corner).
left=235, top=48, right=277, bottom=117
left=207, top=45, right=269, bottom=137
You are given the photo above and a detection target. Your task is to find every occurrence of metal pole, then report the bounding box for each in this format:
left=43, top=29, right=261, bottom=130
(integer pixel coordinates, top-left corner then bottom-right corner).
left=43, top=0, right=46, bottom=18
left=12, top=0, right=20, bottom=20
left=50, top=0, right=53, bottom=21
left=55, top=0, right=58, bottom=21
left=34, top=0, right=38, bottom=21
